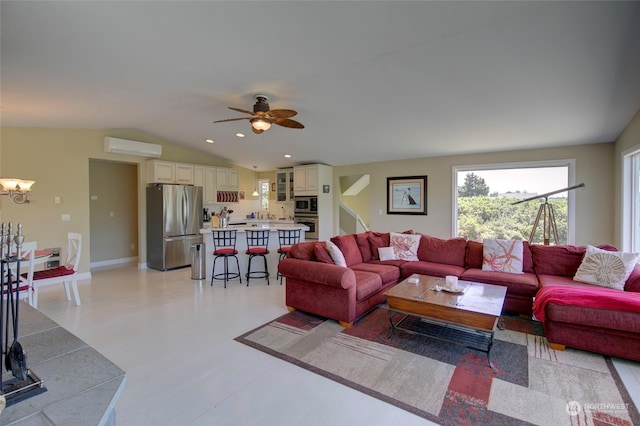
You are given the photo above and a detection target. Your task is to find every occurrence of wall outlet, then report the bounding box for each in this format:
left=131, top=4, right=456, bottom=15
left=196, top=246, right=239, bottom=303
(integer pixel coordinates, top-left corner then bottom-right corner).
left=61, top=214, right=71, bottom=222
left=130, top=243, right=136, bottom=250
left=109, top=211, right=115, bottom=218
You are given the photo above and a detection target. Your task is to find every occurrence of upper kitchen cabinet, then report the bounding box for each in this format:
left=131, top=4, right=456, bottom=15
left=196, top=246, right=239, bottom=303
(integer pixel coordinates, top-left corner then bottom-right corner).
left=194, top=165, right=217, bottom=204
left=147, top=160, right=194, bottom=184
left=216, top=167, right=239, bottom=190
left=276, top=168, right=294, bottom=203
left=294, top=164, right=331, bottom=195
left=147, top=160, right=176, bottom=183
left=174, top=163, right=194, bottom=184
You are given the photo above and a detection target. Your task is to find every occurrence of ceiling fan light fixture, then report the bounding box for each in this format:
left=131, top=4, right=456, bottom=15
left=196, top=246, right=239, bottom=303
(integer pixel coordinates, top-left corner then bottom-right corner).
left=251, top=118, right=271, bottom=131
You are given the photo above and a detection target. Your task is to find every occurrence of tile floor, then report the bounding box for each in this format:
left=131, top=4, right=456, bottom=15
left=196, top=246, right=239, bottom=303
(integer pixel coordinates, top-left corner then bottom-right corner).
left=33, top=265, right=640, bottom=426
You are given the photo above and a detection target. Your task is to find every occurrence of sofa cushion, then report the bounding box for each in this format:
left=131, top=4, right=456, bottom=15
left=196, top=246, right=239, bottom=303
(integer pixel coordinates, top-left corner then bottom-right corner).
left=314, top=243, right=334, bottom=264
left=390, top=232, right=420, bottom=261
left=368, top=232, right=390, bottom=261
left=353, top=270, right=382, bottom=301
left=351, top=262, right=400, bottom=286
left=417, top=234, right=467, bottom=267
left=466, top=240, right=534, bottom=273
left=573, top=245, right=639, bottom=291
left=355, top=232, right=373, bottom=262
left=461, top=268, right=539, bottom=298
left=330, top=234, right=363, bottom=266
left=531, top=244, right=586, bottom=277
left=537, top=274, right=605, bottom=290
left=326, top=240, right=347, bottom=267
left=400, top=261, right=465, bottom=280
left=482, top=239, right=524, bottom=274
left=289, top=241, right=317, bottom=261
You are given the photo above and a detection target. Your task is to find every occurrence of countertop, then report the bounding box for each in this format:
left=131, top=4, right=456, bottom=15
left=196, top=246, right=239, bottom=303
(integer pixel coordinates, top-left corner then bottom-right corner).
left=200, top=223, right=308, bottom=233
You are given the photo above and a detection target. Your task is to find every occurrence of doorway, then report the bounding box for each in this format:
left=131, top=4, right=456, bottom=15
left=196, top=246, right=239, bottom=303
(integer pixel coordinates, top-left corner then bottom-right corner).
left=89, top=160, right=139, bottom=268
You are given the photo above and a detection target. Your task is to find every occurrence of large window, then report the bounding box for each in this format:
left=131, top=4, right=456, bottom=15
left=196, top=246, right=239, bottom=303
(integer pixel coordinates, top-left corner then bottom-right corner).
left=453, top=161, right=574, bottom=244
left=622, top=146, right=640, bottom=252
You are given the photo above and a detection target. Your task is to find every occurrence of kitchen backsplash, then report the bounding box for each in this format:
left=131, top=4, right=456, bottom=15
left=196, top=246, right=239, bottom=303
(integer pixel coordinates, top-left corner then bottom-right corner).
left=203, top=200, right=294, bottom=222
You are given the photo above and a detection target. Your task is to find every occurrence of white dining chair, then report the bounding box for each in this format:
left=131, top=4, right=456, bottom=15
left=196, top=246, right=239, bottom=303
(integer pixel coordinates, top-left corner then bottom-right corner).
left=2, top=241, right=36, bottom=304
left=31, top=232, right=82, bottom=308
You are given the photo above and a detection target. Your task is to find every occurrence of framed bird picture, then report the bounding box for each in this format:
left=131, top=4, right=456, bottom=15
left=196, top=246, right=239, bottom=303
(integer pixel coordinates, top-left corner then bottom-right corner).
left=387, top=176, right=427, bottom=215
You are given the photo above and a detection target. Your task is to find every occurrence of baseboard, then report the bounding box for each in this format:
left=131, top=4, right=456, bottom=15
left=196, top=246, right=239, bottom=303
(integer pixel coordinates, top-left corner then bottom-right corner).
left=90, top=256, right=138, bottom=269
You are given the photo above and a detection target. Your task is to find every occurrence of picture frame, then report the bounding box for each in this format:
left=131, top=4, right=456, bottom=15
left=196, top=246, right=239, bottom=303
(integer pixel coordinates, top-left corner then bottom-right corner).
left=387, top=176, right=427, bottom=215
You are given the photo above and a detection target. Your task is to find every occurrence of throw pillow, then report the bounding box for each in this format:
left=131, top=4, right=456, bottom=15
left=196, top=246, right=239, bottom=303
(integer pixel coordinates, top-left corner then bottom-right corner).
left=390, top=232, right=420, bottom=261
left=377, top=246, right=396, bottom=261
left=314, top=243, right=334, bottom=264
left=482, top=239, right=524, bottom=274
left=574, top=245, right=639, bottom=291
left=326, top=240, right=347, bottom=267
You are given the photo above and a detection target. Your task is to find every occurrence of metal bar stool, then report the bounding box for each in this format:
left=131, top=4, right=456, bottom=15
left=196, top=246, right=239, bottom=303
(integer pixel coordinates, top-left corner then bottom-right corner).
left=245, top=229, right=270, bottom=286
left=276, top=229, right=301, bottom=284
left=211, top=229, right=241, bottom=288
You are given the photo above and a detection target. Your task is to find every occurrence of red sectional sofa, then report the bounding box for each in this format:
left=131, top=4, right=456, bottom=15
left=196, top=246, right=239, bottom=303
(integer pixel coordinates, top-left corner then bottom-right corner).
left=277, top=231, right=640, bottom=361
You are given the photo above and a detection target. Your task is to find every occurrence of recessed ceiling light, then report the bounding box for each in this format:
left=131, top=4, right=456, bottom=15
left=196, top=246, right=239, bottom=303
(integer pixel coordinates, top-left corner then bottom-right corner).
left=205, top=139, right=214, bottom=144
left=284, top=154, right=292, bottom=158
left=235, top=133, right=245, bottom=138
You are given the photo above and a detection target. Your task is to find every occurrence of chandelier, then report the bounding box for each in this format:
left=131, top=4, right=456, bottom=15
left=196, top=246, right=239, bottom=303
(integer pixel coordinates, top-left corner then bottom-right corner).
left=0, top=178, right=36, bottom=204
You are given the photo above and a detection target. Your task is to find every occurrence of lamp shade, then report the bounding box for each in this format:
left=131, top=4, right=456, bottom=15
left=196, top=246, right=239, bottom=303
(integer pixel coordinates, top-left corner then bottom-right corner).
left=18, top=180, right=35, bottom=191
left=0, top=178, right=20, bottom=191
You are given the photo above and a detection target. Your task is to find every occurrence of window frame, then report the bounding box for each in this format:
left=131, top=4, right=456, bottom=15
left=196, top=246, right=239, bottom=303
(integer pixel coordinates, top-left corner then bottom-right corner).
left=621, top=144, right=640, bottom=252
left=452, top=159, right=576, bottom=244
left=258, top=178, right=269, bottom=210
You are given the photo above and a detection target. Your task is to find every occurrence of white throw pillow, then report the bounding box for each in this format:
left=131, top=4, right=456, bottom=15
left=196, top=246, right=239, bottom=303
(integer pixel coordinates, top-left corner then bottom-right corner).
left=378, top=246, right=396, bottom=261
left=390, top=232, right=420, bottom=261
left=482, top=239, right=524, bottom=274
left=574, top=245, right=639, bottom=291
left=326, top=240, right=347, bottom=267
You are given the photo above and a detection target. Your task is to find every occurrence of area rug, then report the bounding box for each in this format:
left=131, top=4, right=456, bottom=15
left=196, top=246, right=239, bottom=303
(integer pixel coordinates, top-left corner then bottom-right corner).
left=235, top=306, right=640, bottom=425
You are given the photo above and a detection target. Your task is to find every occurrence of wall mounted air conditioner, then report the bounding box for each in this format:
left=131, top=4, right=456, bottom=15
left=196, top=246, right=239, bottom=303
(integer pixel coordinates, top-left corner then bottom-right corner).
left=104, top=137, right=162, bottom=158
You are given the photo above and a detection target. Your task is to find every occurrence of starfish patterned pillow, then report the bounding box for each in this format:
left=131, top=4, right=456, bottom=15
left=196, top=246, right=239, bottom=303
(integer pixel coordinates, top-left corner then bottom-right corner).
left=390, top=232, right=420, bottom=261
left=482, top=239, right=524, bottom=274
left=574, top=245, right=639, bottom=290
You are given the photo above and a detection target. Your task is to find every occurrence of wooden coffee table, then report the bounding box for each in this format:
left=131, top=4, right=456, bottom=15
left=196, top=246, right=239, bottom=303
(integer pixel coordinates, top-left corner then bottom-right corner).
left=384, top=274, right=507, bottom=369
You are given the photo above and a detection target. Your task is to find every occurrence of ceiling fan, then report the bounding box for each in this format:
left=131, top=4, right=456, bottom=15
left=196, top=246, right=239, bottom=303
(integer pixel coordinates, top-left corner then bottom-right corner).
left=214, top=95, right=304, bottom=134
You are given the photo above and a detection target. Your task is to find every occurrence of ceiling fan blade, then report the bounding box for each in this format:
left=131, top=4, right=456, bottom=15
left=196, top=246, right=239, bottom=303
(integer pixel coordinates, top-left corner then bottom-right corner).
left=214, top=117, right=251, bottom=123
left=228, top=107, right=255, bottom=115
left=268, top=109, right=297, bottom=119
left=252, top=127, right=265, bottom=135
left=274, top=118, right=304, bottom=129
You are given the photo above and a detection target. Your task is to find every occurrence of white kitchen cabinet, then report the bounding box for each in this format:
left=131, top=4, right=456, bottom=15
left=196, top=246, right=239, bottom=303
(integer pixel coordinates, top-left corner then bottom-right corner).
left=194, top=165, right=217, bottom=204
left=294, top=164, right=329, bottom=195
left=147, top=160, right=175, bottom=183
left=194, top=165, right=205, bottom=187
left=216, top=167, right=239, bottom=190
left=276, top=168, right=294, bottom=203
left=204, top=167, right=217, bottom=204
left=174, top=163, right=194, bottom=184
left=228, top=169, right=239, bottom=190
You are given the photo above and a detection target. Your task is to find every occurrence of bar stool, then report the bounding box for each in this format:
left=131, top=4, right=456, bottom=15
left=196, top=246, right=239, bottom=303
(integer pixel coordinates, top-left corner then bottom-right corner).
left=276, top=229, right=301, bottom=284
left=211, top=229, right=241, bottom=288
left=245, top=229, right=270, bottom=286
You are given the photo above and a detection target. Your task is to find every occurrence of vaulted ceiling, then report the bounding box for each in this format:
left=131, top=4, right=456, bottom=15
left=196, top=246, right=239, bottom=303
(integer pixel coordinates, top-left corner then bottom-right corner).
left=2, top=1, right=639, bottom=171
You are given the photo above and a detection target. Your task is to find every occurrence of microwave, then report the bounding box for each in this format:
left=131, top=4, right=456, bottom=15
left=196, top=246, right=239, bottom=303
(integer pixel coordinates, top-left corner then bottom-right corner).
left=294, top=196, right=318, bottom=214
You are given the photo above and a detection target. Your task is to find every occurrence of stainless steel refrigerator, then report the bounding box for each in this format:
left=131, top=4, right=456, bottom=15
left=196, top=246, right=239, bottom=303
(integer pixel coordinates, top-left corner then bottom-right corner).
left=147, top=184, right=203, bottom=271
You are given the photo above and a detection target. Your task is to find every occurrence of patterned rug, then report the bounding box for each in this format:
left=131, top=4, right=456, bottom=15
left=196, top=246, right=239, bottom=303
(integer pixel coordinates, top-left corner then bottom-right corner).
left=235, top=306, right=639, bottom=425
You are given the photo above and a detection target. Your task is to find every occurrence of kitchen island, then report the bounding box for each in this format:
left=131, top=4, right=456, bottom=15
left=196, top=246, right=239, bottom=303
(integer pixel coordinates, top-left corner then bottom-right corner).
left=199, top=224, right=309, bottom=284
